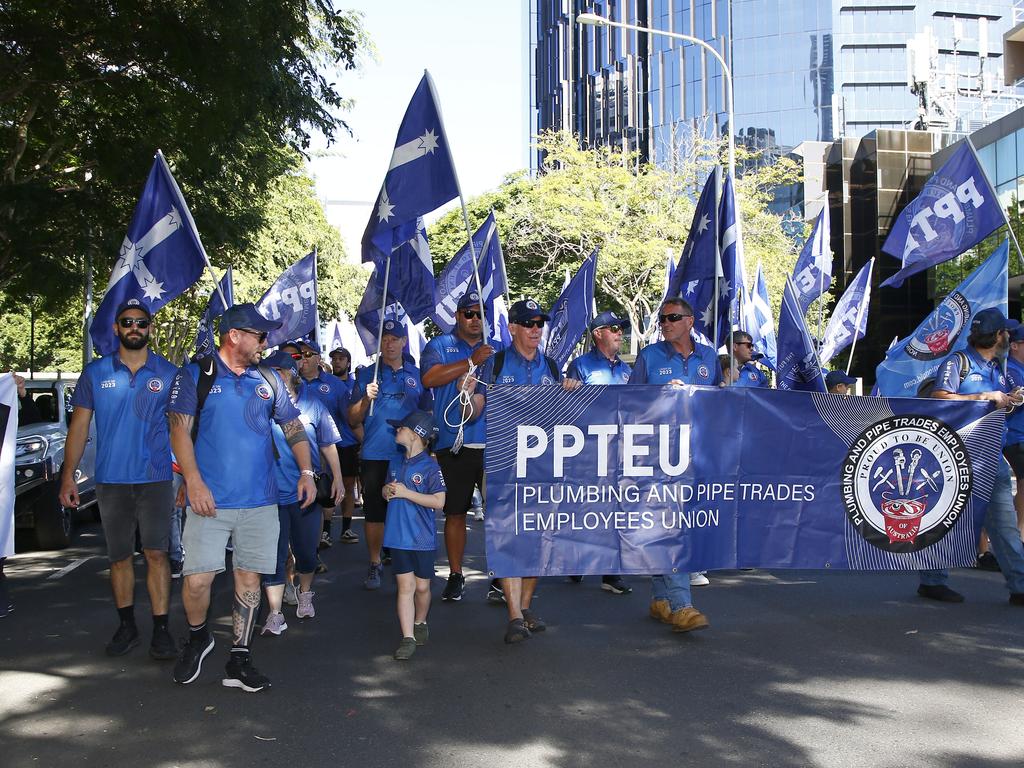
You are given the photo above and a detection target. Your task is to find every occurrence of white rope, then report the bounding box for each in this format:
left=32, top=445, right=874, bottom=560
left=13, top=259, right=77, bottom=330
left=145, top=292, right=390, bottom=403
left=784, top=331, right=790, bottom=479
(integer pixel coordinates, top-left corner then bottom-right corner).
left=444, top=362, right=481, bottom=453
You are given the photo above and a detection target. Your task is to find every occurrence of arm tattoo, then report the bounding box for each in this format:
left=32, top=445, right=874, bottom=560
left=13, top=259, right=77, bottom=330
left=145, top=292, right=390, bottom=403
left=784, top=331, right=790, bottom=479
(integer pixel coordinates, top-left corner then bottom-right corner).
left=232, top=589, right=261, bottom=648
left=282, top=417, right=309, bottom=447
left=168, top=412, right=194, bottom=433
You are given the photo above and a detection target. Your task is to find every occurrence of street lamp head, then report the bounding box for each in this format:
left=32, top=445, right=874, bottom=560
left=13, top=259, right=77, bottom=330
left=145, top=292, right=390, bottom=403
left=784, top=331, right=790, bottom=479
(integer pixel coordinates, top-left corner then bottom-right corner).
left=576, top=12, right=610, bottom=27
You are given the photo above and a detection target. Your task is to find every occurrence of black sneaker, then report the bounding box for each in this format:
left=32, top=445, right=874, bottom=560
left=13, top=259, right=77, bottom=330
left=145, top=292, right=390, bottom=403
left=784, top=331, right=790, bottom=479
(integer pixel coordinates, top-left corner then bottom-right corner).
left=917, top=584, right=965, bottom=603
left=173, top=635, right=214, bottom=685
left=976, top=552, right=1001, bottom=572
left=222, top=653, right=271, bottom=693
left=381, top=548, right=393, bottom=566
left=319, top=531, right=332, bottom=550
left=441, top=572, right=466, bottom=602
left=105, top=623, right=140, bottom=656
left=170, top=560, right=183, bottom=580
left=315, top=557, right=328, bottom=575
left=149, top=625, right=178, bottom=661
left=504, top=618, right=531, bottom=644
left=601, top=576, right=632, bottom=595
left=486, top=578, right=506, bottom=604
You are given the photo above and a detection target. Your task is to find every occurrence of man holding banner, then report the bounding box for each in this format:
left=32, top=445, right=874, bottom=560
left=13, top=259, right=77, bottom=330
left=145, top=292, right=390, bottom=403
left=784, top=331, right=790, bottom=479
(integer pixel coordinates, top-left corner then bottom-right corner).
left=918, top=308, right=1024, bottom=606
left=628, top=297, right=718, bottom=633
left=729, top=331, right=769, bottom=389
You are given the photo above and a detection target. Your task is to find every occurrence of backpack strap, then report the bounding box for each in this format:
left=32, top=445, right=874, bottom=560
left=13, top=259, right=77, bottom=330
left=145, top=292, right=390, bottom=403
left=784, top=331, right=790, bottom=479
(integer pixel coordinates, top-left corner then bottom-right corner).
left=490, top=350, right=506, bottom=384
left=543, top=355, right=560, bottom=382
left=191, top=355, right=218, bottom=443
left=955, top=351, right=970, bottom=387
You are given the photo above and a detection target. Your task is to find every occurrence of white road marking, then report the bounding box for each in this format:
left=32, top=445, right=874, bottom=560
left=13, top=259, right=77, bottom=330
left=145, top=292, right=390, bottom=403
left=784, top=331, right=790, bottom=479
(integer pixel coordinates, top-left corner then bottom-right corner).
left=47, top=556, right=96, bottom=580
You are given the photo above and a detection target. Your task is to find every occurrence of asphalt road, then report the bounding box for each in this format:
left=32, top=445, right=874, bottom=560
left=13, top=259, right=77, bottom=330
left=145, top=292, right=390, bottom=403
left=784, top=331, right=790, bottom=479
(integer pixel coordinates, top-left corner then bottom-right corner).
left=2, top=515, right=1023, bottom=768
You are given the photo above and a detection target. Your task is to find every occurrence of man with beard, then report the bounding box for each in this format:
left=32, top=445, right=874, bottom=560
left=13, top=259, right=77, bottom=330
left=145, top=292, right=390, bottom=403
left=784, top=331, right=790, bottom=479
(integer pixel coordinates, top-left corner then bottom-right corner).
left=420, top=290, right=498, bottom=602
left=917, top=307, right=1024, bottom=606
left=60, top=299, right=179, bottom=660
left=167, top=303, right=315, bottom=692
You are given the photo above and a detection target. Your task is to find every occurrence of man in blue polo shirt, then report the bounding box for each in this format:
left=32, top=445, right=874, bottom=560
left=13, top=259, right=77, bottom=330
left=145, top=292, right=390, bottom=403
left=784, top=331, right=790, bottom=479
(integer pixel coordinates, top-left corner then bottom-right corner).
left=1003, top=325, right=1024, bottom=556
left=730, top=331, right=769, bottom=388
left=328, top=347, right=361, bottom=544
left=917, top=307, right=1024, bottom=606
left=628, top=296, right=716, bottom=634
left=349, top=318, right=432, bottom=590
left=60, top=298, right=179, bottom=660
left=566, top=309, right=633, bottom=595
left=167, top=303, right=316, bottom=693
left=420, top=290, right=499, bottom=602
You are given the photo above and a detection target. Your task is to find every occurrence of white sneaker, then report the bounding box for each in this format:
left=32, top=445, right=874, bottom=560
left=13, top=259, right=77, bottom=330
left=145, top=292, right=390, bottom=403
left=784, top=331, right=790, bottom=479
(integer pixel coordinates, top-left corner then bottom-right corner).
left=283, top=582, right=299, bottom=606
left=471, top=507, right=485, bottom=521
left=340, top=529, right=360, bottom=544
left=296, top=590, right=315, bottom=619
left=261, top=611, right=287, bottom=636
left=689, top=572, right=710, bottom=586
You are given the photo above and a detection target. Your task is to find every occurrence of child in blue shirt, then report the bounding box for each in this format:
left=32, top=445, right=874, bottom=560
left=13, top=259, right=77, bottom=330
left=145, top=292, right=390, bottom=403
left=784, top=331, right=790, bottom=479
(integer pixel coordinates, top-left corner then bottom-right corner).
left=382, top=411, right=446, bottom=661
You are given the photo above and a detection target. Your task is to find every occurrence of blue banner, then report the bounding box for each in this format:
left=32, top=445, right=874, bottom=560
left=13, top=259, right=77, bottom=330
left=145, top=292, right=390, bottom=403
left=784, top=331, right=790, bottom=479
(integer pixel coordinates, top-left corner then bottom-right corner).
left=543, top=249, right=598, bottom=370
left=483, top=386, right=1002, bottom=576
left=881, top=142, right=1005, bottom=288
left=777, top=278, right=826, bottom=392
left=792, top=206, right=832, bottom=315
left=256, top=251, right=318, bottom=348
left=819, top=258, right=874, bottom=365
left=876, top=242, right=1008, bottom=397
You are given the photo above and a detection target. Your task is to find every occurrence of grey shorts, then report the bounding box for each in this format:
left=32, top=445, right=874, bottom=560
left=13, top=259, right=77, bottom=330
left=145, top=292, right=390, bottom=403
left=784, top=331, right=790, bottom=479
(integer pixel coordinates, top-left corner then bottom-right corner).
left=95, top=481, right=174, bottom=563
left=181, top=504, right=280, bottom=576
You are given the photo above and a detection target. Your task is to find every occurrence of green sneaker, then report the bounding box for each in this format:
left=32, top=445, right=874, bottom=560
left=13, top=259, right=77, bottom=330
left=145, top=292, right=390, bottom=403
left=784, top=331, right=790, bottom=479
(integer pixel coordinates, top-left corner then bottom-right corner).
left=394, top=637, right=417, bottom=660
left=413, top=622, right=429, bottom=646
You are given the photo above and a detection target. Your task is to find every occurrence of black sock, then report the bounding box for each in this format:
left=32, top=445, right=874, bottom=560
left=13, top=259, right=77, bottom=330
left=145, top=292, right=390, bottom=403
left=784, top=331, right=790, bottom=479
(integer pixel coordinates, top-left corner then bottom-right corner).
left=152, top=614, right=168, bottom=631
left=189, top=621, right=210, bottom=645
left=322, top=519, right=331, bottom=535
left=341, top=517, right=352, bottom=533
left=117, top=605, right=136, bottom=626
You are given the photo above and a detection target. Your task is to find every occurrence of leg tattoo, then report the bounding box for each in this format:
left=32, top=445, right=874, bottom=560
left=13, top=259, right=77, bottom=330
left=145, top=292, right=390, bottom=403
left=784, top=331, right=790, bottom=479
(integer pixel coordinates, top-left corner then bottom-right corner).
left=232, top=589, right=261, bottom=649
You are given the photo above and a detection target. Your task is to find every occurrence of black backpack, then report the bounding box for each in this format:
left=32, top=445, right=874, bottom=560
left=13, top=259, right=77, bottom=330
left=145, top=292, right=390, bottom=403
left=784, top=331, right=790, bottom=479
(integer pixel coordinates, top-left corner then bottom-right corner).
left=190, top=355, right=279, bottom=442
left=916, top=351, right=969, bottom=398
left=489, top=349, right=560, bottom=385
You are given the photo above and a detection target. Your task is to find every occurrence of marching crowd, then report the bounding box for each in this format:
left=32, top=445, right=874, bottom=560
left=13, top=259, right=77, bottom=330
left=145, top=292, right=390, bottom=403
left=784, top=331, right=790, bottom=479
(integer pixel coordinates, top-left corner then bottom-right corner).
left=37, top=290, right=1024, bottom=694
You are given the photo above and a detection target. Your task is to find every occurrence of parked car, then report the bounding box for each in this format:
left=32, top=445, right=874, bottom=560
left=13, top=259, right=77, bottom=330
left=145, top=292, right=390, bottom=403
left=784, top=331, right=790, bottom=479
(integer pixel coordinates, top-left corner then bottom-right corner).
left=15, top=375, right=97, bottom=549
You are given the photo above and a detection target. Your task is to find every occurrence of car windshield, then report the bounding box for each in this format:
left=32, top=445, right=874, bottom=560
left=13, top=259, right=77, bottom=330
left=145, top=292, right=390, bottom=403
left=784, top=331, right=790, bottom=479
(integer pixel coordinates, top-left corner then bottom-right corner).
left=20, top=386, right=61, bottom=426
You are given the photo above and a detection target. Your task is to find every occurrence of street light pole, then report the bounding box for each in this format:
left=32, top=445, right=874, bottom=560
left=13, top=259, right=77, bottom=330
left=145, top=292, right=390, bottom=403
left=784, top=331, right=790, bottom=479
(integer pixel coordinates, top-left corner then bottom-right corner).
left=576, top=12, right=735, bottom=180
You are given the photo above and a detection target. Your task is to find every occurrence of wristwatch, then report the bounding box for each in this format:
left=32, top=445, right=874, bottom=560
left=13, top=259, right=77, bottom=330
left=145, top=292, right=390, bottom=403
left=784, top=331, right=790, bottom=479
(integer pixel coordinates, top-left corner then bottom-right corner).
left=300, top=469, right=316, bottom=478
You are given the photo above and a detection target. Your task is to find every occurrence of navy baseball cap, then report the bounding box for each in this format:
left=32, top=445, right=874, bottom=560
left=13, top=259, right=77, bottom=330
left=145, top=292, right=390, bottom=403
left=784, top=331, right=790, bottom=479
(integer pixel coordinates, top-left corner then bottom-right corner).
left=263, top=350, right=297, bottom=371
left=589, top=311, right=630, bottom=332
left=115, top=298, right=152, bottom=320
left=381, top=317, right=407, bottom=338
left=508, top=299, right=550, bottom=324
left=825, top=370, right=857, bottom=389
left=220, top=303, right=281, bottom=333
left=971, top=307, right=1015, bottom=335
left=1011, top=324, right=1024, bottom=343
left=457, top=290, right=484, bottom=310
left=387, top=410, right=438, bottom=442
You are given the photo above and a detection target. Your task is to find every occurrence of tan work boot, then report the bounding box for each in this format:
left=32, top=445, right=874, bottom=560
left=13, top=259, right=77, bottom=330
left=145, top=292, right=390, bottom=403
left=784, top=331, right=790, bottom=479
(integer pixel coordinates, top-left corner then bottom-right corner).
left=669, top=606, right=709, bottom=633
left=649, top=599, right=672, bottom=623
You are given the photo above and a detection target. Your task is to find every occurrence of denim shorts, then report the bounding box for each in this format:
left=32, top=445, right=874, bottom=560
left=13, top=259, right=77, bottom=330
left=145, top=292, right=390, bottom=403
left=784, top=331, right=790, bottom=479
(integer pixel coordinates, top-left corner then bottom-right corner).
left=390, top=548, right=435, bottom=579
left=182, top=504, right=279, bottom=576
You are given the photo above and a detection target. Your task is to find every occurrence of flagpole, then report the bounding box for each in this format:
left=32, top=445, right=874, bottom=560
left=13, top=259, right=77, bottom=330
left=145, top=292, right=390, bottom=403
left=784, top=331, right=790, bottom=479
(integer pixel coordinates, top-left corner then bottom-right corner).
left=966, top=135, right=1024, bottom=273
left=312, top=246, right=323, bottom=353
left=423, top=70, right=491, bottom=342
left=368, top=254, right=392, bottom=417
left=155, top=150, right=228, bottom=309
left=845, top=258, right=874, bottom=376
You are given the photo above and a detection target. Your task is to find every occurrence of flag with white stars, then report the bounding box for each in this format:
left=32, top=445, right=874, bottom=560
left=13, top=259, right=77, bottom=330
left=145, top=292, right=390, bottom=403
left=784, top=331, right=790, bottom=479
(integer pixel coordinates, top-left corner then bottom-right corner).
left=90, top=150, right=207, bottom=356
left=361, top=71, right=459, bottom=264
left=776, top=278, right=827, bottom=393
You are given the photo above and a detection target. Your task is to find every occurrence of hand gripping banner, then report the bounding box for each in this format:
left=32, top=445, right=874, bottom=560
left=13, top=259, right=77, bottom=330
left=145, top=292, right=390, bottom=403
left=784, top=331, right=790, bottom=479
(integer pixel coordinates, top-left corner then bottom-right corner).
left=483, top=386, right=1003, bottom=577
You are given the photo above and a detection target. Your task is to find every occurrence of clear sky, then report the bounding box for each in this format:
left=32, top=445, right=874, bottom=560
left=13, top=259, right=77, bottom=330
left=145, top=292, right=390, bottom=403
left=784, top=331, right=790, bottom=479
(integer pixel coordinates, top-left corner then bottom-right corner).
left=308, top=1, right=529, bottom=260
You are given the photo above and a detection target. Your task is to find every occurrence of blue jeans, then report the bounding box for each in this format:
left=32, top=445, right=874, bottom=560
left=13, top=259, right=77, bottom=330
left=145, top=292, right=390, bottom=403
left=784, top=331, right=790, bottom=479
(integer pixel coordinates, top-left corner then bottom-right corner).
left=920, top=462, right=1024, bottom=594
left=651, top=572, right=692, bottom=610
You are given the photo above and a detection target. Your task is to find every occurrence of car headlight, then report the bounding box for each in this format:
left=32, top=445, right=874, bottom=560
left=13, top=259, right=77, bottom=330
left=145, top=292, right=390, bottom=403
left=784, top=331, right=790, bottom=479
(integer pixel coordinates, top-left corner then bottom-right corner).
left=16, top=435, right=49, bottom=463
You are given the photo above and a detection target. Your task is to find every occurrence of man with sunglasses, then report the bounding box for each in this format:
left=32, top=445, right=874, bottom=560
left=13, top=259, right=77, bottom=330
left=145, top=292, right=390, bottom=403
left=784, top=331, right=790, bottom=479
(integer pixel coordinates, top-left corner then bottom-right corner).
left=627, top=297, right=717, bottom=633
left=167, top=303, right=315, bottom=693
left=420, top=290, right=499, bottom=602
left=730, top=331, right=769, bottom=388
left=349, top=318, right=433, bottom=590
left=60, top=299, right=179, bottom=660
left=565, top=310, right=633, bottom=595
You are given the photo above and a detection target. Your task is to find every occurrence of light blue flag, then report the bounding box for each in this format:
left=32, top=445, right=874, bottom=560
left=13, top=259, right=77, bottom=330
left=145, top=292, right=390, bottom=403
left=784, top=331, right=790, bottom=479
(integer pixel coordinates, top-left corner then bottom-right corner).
left=881, top=142, right=1005, bottom=288
left=193, top=268, right=234, bottom=359
left=875, top=240, right=1008, bottom=397
left=256, top=251, right=318, bottom=349
left=667, top=170, right=720, bottom=345
left=791, top=206, right=832, bottom=315
left=432, top=212, right=507, bottom=332
left=361, top=71, right=458, bottom=262
left=543, top=249, right=598, bottom=370
left=819, top=259, right=875, bottom=365
left=91, top=151, right=208, bottom=355
left=743, top=260, right=777, bottom=371
left=777, top=278, right=827, bottom=392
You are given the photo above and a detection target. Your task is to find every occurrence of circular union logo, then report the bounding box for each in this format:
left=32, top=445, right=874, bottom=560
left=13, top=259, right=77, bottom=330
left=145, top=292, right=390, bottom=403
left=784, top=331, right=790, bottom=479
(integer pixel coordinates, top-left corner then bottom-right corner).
left=147, top=378, right=163, bottom=393
left=319, top=384, right=330, bottom=393
left=905, top=292, right=971, bottom=361
left=841, top=416, right=971, bottom=553
left=697, top=365, right=710, bottom=379
left=411, top=473, right=423, bottom=485
left=748, top=372, right=757, bottom=381
left=406, top=377, right=416, bottom=388
left=255, top=384, right=273, bottom=400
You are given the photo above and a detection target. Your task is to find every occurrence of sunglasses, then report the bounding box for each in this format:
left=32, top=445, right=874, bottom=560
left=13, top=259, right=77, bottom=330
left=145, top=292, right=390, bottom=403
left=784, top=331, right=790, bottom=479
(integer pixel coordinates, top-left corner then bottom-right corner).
left=290, top=350, right=318, bottom=359
left=599, top=325, right=624, bottom=334
left=658, top=313, right=692, bottom=324
left=118, top=317, right=151, bottom=329
left=237, top=328, right=268, bottom=343
left=735, top=341, right=753, bottom=347
left=515, top=319, right=545, bottom=329
left=460, top=310, right=483, bottom=320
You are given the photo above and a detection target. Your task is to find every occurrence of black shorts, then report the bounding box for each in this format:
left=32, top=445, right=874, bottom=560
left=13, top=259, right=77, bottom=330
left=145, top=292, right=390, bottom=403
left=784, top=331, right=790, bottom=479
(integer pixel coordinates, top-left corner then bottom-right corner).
left=361, top=459, right=391, bottom=523
left=339, top=444, right=361, bottom=477
left=1005, top=443, right=1024, bottom=481
left=95, top=481, right=174, bottom=563
left=436, top=447, right=484, bottom=517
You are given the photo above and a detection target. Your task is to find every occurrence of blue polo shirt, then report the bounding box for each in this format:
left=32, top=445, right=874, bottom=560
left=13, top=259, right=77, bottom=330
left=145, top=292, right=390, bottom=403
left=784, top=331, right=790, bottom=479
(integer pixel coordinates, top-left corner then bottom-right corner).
left=421, top=333, right=503, bottom=450
left=303, top=371, right=358, bottom=448
left=478, top=345, right=561, bottom=388
left=628, top=340, right=723, bottom=386
left=273, top=383, right=341, bottom=505
left=382, top=451, right=445, bottom=551
left=566, top=348, right=632, bottom=385
left=167, top=355, right=300, bottom=508
left=71, top=351, right=178, bottom=484
left=1006, top=357, right=1024, bottom=447
left=732, top=361, right=769, bottom=388
left=350, top=361, right=432, bottom=461
left=934, top=347, right=1008, bottom=442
